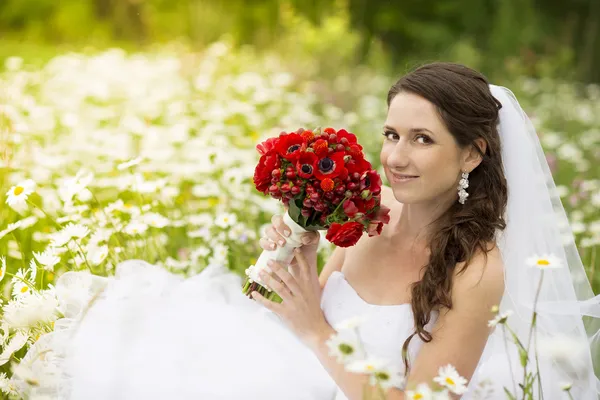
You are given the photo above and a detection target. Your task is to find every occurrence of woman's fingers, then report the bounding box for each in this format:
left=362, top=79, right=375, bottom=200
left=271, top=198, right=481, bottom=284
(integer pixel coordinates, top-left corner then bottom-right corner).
left=271, top=214, right=291, bottom=238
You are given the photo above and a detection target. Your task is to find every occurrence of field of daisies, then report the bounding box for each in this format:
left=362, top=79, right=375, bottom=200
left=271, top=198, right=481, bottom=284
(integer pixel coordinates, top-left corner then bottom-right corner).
left=0, top=40, right=598, bottom=397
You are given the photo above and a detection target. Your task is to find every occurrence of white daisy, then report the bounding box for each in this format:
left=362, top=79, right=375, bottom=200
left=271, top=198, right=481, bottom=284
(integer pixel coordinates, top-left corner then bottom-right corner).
left=5, top=179, right=36, bottom=208
left=0, top=331, right=29, bottom=366
left=142, top=212, right=170, bottom=228
left=214, top=212, right=237, bottom=229
left=11, top=268, right=33, bottom=298
left=0, top=221, right=22, bottom=240
left=325, top=332, right=364, bottom=364
left=165, top=257, right=189, bottom=270
left=487, top=310, right=513, bottom=328
left=0, top=372, right=19, bottom=396
left=33, top=248, right=61, bottom=271
left=16, top=216, right=38, bottom=230
left=3, top=290, right=59, bottom=330
left=87, top=244, right=109, bottom=266
left=62, top=223, right=90, bottom=240
left=123, top=221, right=149, bottom=235
left=432, top=390, right=451, bottom=400
left=345, top=357, right=405, bottom=389
left=406, top=383, right=434, bottom=400
left=433, top=364, right=468, bottom=395
left=525, top=254, right=562, bottom=269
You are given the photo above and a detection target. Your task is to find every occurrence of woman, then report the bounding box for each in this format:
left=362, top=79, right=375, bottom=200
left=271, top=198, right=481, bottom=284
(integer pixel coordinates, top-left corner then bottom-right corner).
left=20, top=63, right=599, bottom=399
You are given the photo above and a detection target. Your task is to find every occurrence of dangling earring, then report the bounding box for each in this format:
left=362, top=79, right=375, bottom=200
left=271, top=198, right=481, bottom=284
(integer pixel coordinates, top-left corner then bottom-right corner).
left=458, top=171, right=469, bottom=204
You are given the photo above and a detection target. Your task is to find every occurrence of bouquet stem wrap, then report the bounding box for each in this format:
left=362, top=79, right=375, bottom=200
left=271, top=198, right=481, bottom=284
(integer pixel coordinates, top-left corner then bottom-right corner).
left=243, top=211, right=308, bottom=301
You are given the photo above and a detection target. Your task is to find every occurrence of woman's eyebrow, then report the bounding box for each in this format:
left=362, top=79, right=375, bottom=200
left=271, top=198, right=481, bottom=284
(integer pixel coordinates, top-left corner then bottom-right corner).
left=384, top=125, right=435, bottom=135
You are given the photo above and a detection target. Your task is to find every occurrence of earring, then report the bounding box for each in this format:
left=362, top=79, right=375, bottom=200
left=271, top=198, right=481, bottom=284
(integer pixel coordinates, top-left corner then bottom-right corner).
left=458, top=171, right=469, bottom=204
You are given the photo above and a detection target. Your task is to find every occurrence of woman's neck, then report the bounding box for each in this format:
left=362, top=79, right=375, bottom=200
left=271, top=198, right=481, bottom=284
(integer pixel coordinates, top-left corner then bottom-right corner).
left=390, top=196, right=455, bottom=246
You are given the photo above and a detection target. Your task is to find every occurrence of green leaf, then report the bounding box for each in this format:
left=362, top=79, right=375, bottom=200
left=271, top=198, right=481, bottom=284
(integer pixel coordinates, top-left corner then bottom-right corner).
left=288, top=198, right=302, bottom=226
left=503, top=387, right=517, bottom=400
left=519, top=347, right=529, bottom=367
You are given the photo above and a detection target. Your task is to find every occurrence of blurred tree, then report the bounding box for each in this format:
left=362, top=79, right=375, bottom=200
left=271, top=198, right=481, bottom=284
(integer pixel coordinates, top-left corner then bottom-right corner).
left=1, top=0, right=599, bottom=82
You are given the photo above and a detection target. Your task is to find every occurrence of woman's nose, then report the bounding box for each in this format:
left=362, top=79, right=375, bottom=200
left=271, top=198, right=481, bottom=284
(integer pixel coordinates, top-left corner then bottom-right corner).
left=386, top=141, right=411, bottom=169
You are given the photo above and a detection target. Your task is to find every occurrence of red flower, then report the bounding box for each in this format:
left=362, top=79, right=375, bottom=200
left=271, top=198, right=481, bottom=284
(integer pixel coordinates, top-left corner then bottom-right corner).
left=253, top=153, right=280, bottom=193
left=343, top=200, right=359, bottom=217
left=276, top=133, right=305, bottom=161
left=346, top=158, right=372, bottom=177
left=326, top=221, right=364, bottom=247
left=323, top=127, right=336, bottom=134
left=371, top=204, right=391, bottom=224
left=348, top=144, right=364, bottom=159
left=315, top=151, right=345, bottom=181
left=320, top=178, right=334, bottom=192
left=296, top=152, right=318, bottom=179
left=256, top=136, right=280, bottom=156
left=367, top=222, right=384, bottom=237
left=301, top=130, right=315, bottom=143
left=312, top=139, right=329, bottom=157
left=336, top=129, right=358, bottom=144
left=360, top=170, right=382, bottom=194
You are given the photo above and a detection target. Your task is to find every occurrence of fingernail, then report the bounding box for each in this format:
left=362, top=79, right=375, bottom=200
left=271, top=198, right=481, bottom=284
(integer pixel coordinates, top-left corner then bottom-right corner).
left=267, top=260, right=273, bottom=266
left=269, top=241, right=276, bottom=249
left=278, top=240, right=285, bottom=246
left=301, top=236, right=311, bottom=244
left=283, top=230, right=291, bottom=237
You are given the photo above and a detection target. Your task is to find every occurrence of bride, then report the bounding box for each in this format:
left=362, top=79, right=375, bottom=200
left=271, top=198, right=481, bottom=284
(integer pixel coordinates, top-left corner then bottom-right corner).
left=20, top=62, right=599, bottom=399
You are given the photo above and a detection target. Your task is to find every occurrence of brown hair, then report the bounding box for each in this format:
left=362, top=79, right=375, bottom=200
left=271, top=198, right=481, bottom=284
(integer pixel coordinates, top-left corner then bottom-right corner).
left=386, top=62, right=508, bottom=373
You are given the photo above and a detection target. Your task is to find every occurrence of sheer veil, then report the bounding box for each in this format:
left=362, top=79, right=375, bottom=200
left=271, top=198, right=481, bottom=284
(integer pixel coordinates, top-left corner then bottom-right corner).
left=479, top=85, right=600, bottom=398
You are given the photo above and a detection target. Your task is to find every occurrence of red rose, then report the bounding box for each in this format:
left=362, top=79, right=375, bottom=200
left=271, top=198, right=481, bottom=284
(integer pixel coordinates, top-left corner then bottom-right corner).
left=256, top=137, right=280, bottom=156
left=326, top=221, right=364, bottom=247
left=253, top=153, right=280, bottom=193
left=276, top=133, right=305, bottom=161
left=314, top=151, right=345, bottom=181
left=296, top=151, right=318, bottom=179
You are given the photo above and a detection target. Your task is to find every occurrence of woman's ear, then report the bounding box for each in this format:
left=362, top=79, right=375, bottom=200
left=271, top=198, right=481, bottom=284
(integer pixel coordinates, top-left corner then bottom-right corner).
left=462, top=138, right=487, bottom=172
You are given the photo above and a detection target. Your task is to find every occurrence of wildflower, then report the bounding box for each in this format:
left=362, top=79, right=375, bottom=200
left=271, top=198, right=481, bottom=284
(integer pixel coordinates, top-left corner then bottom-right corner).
left=5, top=179, right=36, bottom=209
left=345, top=357, right=405, bottom=390
left=526, top=254, right=562, bottom=269
left=488, top=310, right=513, bottom=328
left=33, top=248, right=61, bottom=271
left=0, top=222, right=22, bottom=240
left=406, top=383, right=433, bottom=399
left=433, top=364, right=468, bottom=395
left=325, top=332, right=364, bottom=364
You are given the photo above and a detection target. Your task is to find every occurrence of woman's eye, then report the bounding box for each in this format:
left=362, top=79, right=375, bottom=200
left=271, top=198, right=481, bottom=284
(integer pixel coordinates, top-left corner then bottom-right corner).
left=382, top=131, right=398, bottom=141
left=415, top=134, right=433, bottom=145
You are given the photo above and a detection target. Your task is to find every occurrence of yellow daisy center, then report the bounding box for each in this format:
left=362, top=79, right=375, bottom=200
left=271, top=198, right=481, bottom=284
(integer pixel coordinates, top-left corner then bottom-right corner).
left=365, top=364, right=375, bottom=372
left=14, top=186, right=24, bottom=196
left=536, top=259, right=550, bottom=266
left=21, top=286, right=29, bottom=293
left=413, top=395, right=423, bottom=400
left=445, top=377, right=455, bottom=385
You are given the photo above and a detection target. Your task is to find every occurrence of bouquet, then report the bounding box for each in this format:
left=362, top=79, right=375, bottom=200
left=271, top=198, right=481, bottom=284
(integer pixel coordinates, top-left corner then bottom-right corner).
left=242, top=127, right=390, bottom=301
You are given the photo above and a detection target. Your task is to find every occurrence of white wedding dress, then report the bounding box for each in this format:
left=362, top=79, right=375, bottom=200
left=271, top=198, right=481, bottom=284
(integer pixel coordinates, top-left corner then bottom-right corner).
left=23, top=257, right=594, bottom=400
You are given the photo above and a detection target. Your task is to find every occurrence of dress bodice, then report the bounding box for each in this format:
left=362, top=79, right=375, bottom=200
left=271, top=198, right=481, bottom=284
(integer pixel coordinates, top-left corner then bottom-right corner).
left=320, top=271, right=438, bottom=377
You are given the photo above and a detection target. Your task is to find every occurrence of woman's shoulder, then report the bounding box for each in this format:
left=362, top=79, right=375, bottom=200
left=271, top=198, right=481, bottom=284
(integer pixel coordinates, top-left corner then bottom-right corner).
left=453, top=243, right=505, bottom=302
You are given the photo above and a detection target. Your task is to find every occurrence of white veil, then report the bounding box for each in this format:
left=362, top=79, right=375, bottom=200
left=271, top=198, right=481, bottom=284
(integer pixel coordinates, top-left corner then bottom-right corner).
left=474, top=85, right=600, bottom=399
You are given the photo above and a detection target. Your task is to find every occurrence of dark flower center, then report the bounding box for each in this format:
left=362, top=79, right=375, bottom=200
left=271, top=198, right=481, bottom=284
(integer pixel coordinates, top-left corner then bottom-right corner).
left=301, top=165, right=313, bottom=174
left=363, top=177, right=370, bottom=188
left=287, top=144, right=300, bottom=153
left=375, top=372, right=390, bottom=381
left=319, top=158, right=334, bottom=172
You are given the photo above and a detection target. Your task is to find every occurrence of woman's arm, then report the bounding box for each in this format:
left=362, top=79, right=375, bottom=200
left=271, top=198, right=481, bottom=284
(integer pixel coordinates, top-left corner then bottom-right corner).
left=308, top=246, right=504, bottom=400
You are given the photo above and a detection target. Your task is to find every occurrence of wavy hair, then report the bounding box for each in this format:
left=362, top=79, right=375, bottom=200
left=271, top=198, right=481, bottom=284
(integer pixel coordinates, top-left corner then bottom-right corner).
left=386, top=62, right=508, bottom=373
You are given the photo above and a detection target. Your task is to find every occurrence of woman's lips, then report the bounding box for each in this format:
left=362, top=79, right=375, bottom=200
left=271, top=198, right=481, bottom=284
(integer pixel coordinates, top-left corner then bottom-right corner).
left=390, top=173, right=419, bottom=183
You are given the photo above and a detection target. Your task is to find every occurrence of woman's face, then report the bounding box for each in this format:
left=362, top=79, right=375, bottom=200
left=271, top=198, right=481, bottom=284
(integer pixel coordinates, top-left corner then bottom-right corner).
left=380, top=91, right=472, bottom=206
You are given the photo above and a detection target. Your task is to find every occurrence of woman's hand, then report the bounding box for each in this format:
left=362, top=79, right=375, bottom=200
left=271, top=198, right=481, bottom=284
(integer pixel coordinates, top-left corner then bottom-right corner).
left=251, top=248, right=331, bottom=347
left=259, top=214, right=320, bottom=270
